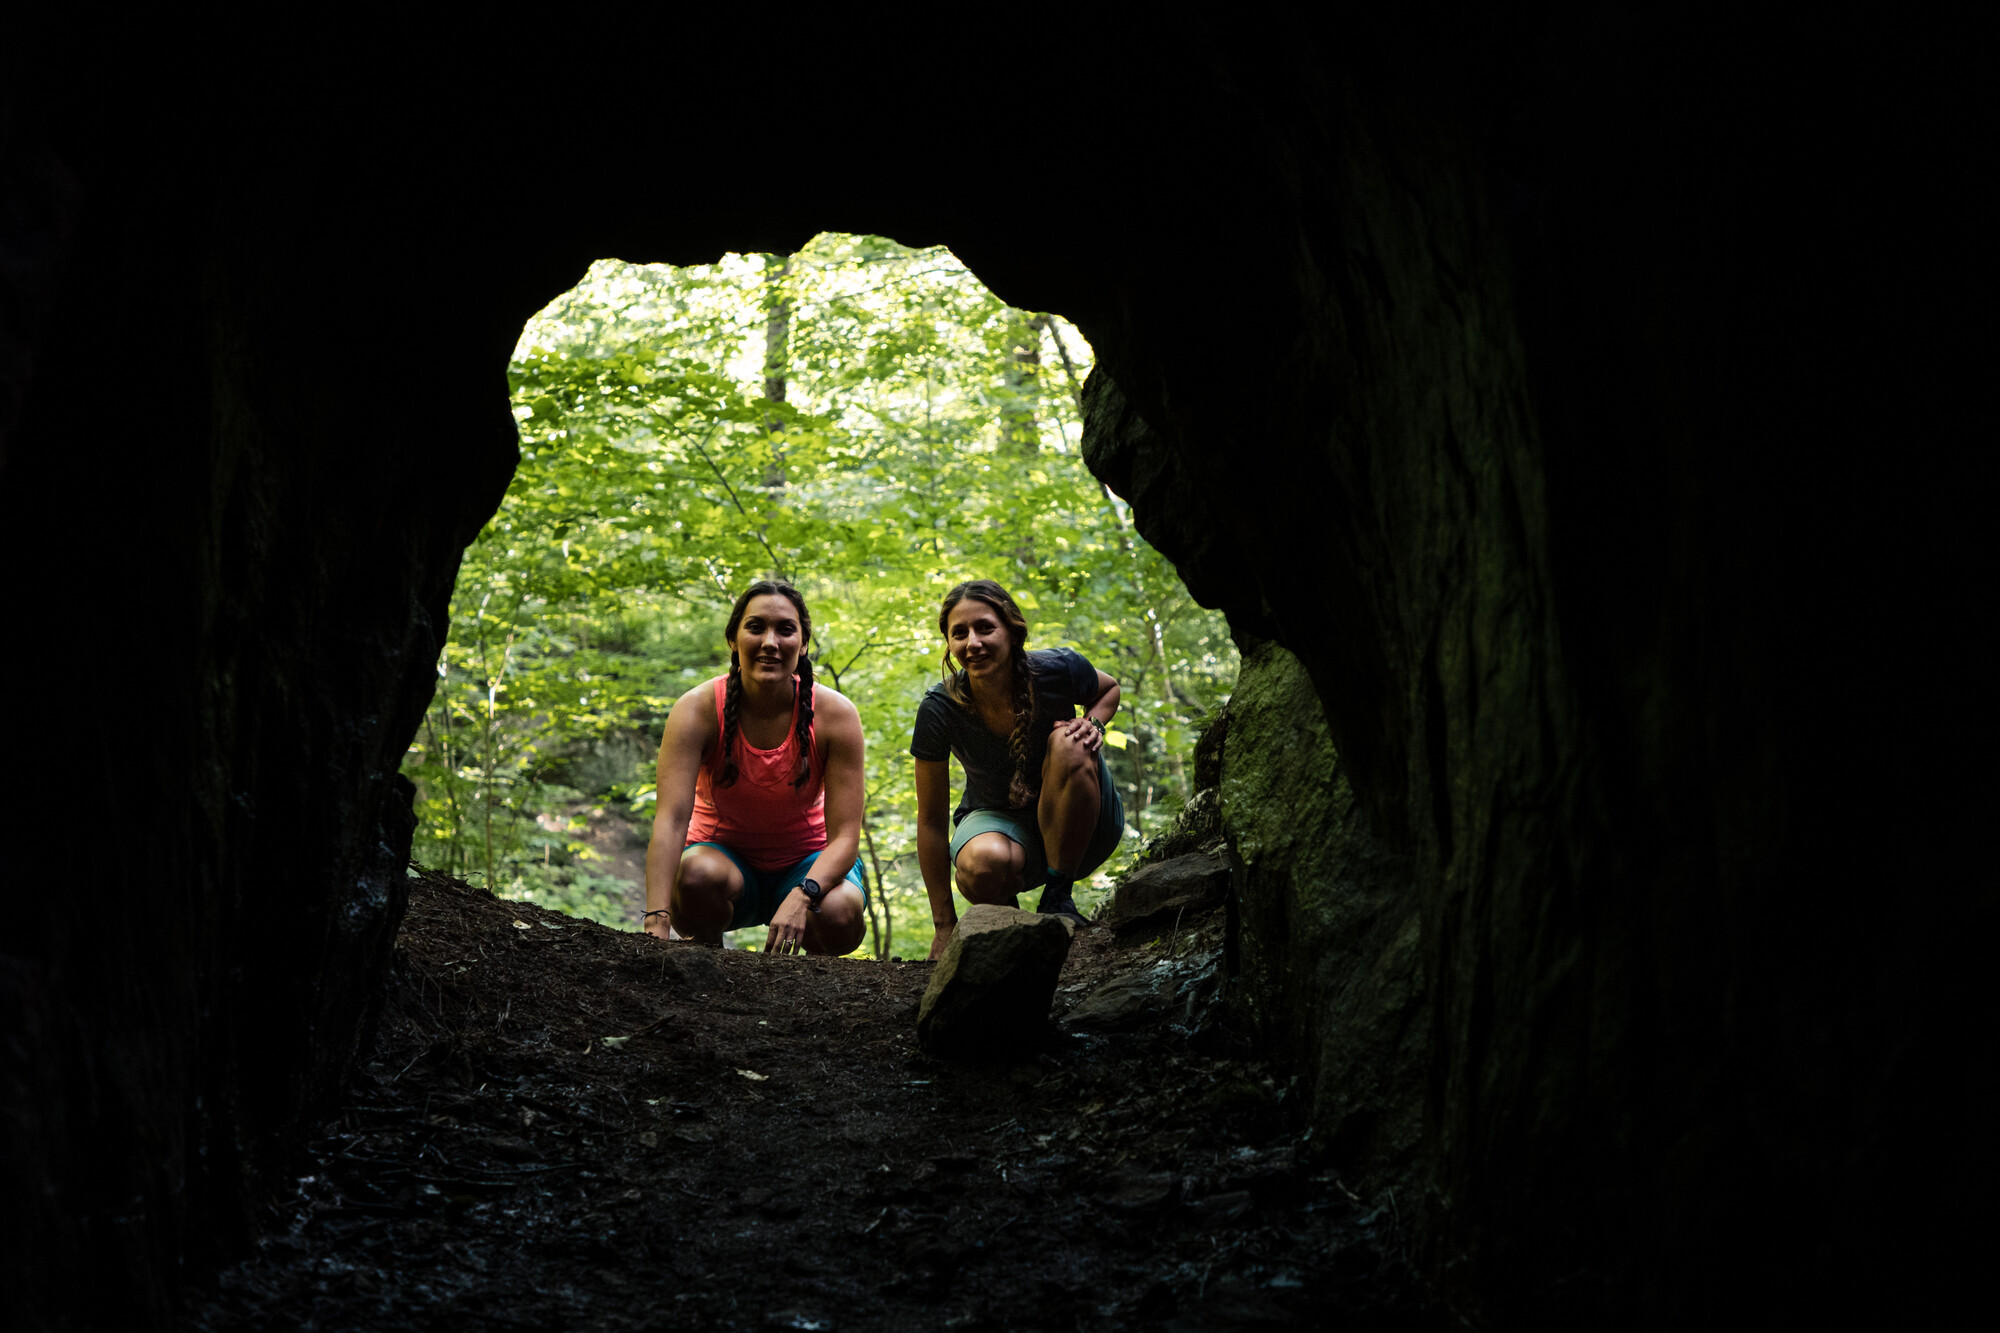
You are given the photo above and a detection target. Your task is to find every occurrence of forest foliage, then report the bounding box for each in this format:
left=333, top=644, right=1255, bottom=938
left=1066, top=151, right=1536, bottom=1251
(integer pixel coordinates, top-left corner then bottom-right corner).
left=400, top=235, right=1237, bottom=956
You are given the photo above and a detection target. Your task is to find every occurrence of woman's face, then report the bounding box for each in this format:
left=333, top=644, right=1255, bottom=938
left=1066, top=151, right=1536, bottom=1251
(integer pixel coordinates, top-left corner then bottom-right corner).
left=731, top=594, right=806, bottom=685
left=946, top=598, right=1014, bottom=681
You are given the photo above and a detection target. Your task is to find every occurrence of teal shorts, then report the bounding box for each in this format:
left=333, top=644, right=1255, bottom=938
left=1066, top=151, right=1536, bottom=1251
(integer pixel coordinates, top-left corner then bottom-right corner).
left=947, top=749, right=1125, bottom=887
left=684, top=843, right=868, bottom=932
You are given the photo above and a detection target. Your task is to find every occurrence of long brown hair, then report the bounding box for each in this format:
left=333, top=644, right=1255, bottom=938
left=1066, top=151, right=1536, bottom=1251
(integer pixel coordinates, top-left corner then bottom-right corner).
left=718, top=579, right=815, bottom=789
left=939, top=579, right=1038, bottom=808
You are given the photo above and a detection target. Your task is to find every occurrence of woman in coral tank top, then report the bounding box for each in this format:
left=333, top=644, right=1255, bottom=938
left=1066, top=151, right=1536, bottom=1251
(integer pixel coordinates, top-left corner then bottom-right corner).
left=642, top=580, right=868, bottom=954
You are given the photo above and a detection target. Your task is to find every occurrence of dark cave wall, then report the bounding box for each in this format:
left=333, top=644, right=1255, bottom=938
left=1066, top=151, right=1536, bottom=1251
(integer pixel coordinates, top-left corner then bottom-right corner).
left=0, top=22, right=863, bottom=1327
left=0, top=52, right=536, bottom=1325
left=1076, top=12, right=1991, bottom=1326
left=2, top=8, right=1988, bottom=1329
left=1076, top=48, right=1608, bottom=1308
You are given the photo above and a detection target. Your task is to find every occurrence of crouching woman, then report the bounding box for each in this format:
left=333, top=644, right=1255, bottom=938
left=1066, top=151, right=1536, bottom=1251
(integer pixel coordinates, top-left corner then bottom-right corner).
left=644, top=579, right=868, bottom=955
left=911, top=579, right=1124, bottom=959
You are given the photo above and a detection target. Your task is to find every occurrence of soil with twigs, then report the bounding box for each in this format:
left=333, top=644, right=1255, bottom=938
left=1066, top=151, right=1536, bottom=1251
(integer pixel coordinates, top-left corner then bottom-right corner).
left=181, top=871, right=1440, bottom=1332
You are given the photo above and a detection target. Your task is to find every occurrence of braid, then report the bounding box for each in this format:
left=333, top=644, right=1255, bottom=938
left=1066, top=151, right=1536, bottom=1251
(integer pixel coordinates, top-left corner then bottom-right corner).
left=1005, top=649, right=1039, bottom=808
left=791, top=657, right=816, bottom=788
left=716, top=577, right=815, bottom=790
left=936, top=580, right=1041, bottom=808
left=716, top=654, right=745, bottom=788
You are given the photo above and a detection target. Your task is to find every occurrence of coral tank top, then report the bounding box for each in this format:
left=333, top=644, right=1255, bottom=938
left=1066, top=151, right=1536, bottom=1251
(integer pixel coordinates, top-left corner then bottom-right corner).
left=684, top=675, right=827, bottom=871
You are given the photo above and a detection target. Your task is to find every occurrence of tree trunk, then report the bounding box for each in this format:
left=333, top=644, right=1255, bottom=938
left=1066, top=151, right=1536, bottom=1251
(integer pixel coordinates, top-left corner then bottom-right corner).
left=997, top=312, right=1044, bottom=456
left=761, top=253, right=792, bottom=493
left=860, top=809, right=891, bottom=959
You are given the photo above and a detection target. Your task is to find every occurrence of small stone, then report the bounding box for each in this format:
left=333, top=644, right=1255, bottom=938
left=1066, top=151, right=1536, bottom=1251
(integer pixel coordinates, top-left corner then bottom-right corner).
left=1192, top=1188, right=1256, bottom=1226
left=1064, top=970, right=1177, bottom=1030
left=1094, top=1166, right=1178, bottom=1212
left=763, top=1312, right=834, bottom=1331
left=473, top=1133, right=541, bottom=1162
left=916, top=904, right=1075, bottom=1058
left=1104, top=850, right=1230, bottom=930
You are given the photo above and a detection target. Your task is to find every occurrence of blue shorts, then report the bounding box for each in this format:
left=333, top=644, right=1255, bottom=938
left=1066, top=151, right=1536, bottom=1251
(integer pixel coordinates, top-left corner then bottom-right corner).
left=946, top=749, right=1125, bottom=886
left=684, top=843, right=868, bottom=931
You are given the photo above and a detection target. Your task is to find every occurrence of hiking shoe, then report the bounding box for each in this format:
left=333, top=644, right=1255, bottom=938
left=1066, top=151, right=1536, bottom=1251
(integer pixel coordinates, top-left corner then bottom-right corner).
left=1036, top=886, right=1091, bottom=927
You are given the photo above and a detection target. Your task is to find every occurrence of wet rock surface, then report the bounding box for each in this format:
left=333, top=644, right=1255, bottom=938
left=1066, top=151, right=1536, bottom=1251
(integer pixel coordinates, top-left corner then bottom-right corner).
left=181, top=874, right=1438, bottom=1332
left=917, top=904, right=1076, bottom=1058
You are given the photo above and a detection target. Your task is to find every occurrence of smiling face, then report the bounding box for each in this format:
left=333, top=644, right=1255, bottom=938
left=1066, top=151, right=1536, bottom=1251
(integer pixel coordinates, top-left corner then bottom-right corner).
left=730, top=593, right=806, bottom=684
left=946, top=597, right=1015, bottom=682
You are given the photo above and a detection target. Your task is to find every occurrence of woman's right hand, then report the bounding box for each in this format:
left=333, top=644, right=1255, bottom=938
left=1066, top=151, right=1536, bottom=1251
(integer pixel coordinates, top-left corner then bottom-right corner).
left=928, top=920, right=955, bottom=960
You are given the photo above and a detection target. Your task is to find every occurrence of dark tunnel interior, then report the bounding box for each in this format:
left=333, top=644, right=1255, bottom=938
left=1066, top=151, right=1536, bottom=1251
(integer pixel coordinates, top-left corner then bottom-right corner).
left=1, top=8, right=1989, bottom=1328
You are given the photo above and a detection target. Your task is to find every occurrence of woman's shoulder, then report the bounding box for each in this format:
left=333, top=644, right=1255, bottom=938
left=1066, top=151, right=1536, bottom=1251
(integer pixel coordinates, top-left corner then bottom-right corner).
left=1028, top=646, right=1098, bottom=701
left=913, top=680, right=965, bottom=730
left=678, top=675, right=726, bottom=706
left=809, top=679, right=860, bottom=723
left=1028, top=645, right=1091, bottom=674
left=665, top=676, right=724, bottom=746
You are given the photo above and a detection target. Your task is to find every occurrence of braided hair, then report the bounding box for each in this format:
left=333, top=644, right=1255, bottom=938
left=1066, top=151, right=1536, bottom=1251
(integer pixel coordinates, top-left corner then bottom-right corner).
left=717, top=579, right=816, bottom=790
left=939, top=579, right=1039, bottom=809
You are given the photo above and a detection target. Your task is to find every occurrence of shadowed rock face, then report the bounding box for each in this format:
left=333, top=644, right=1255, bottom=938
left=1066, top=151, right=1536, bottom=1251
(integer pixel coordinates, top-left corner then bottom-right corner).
left=1218, top=640, right=1426, bottom=1189
left=1, top=10, right=1985, bottom=1329
left=1070, top=18, right=1988, bottom=1328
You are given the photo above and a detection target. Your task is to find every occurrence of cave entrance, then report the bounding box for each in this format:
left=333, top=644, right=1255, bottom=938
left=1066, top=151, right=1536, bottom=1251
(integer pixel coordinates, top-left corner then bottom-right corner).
left=400, top=233, right=1238, bottom=959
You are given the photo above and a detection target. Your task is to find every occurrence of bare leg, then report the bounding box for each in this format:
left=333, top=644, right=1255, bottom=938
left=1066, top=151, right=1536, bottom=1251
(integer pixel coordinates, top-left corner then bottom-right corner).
left=1037, top=729, right=1101, bottom=876
left=802, top=882, right=869, bottom=956
left=954, top=832, right=1027, bottom=909
left=672, top=846, right=744, bottom=946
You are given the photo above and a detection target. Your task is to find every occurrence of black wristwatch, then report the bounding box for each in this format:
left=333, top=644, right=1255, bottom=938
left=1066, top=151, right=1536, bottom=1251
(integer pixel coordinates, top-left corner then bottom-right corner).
left=799, top=877, right=827, bottom=914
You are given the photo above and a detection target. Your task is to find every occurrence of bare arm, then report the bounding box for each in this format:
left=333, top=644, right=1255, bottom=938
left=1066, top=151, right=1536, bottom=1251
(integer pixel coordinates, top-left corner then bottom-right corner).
left=1054, top=669, right=1122, bottom=755
left=644, top=685, right=715, bottom=940
left=1086, top=669, right=1121, bottom=724
left=766, top=687, right=866, bottom=954
left=914, top=758, right=956, bottom=959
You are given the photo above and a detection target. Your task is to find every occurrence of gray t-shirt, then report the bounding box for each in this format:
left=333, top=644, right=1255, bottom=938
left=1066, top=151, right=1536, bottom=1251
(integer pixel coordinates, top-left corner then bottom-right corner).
left=909, top=647, right=1102, bottom=824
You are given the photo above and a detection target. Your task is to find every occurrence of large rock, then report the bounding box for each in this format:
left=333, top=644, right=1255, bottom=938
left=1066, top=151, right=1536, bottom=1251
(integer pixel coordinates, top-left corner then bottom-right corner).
left=1104, top=850, right=1232, bottom=934
left=916, top=905, right=1075, bottom=1057
left=1220, top=641, right=1424, bottom=1181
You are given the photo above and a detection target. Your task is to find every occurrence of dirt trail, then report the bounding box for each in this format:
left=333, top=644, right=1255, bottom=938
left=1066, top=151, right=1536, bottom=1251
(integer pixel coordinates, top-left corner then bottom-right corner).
left=183, top=873, right=1436, bottom=1332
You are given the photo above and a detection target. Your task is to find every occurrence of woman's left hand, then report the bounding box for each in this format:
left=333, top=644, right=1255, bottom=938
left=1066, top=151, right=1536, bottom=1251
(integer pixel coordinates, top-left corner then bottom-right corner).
left=1056, top=715, right=1103, bottom=755
left=766, top=890, right=812, bottom=955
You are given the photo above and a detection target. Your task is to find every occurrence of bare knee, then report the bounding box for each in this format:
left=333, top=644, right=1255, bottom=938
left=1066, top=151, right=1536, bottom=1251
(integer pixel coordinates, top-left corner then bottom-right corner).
left=805, top=887, right=867, bottom=956
left=674, top=849, right=742, bottom=926
left=955, top=836, right=1024, bottom=903
left=1042, top=731, right=1099, bottom=787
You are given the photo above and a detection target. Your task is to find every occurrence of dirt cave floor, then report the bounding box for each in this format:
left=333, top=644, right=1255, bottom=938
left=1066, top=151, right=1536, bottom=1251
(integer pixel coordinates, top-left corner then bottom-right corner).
left=183, top=873, right=1440, bottom=1332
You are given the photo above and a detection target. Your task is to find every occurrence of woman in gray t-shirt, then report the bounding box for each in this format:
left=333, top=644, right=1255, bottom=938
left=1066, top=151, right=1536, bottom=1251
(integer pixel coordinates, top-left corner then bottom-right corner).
left=910, top=579, right=1124, bottom=959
